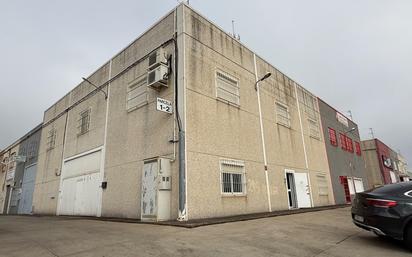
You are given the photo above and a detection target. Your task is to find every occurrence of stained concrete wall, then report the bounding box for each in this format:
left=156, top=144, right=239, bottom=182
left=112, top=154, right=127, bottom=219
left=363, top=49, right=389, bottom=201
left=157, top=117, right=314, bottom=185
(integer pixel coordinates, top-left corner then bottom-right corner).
left=32, top=8, right=179, bottom=219
left=361, top=139, right=384, bottom=188
left=183, top=5, right=334, bottom=219
left=318, top=99, right=368, bottom=205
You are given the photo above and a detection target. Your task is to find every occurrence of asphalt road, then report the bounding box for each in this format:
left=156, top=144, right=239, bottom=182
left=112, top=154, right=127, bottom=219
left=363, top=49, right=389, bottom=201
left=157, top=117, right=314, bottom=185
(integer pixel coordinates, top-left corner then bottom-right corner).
left=0, top=207, right=410, bottom=257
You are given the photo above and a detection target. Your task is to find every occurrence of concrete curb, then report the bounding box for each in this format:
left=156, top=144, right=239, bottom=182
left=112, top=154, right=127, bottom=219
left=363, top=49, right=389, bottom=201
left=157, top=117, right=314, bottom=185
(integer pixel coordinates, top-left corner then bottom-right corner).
left=3, top=204, right=351, bottom=228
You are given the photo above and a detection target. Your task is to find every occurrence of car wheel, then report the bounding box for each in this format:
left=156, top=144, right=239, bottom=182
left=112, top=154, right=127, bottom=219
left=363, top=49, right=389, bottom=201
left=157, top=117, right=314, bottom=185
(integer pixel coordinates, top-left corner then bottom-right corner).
left=405, top=224, right=412, bottom=251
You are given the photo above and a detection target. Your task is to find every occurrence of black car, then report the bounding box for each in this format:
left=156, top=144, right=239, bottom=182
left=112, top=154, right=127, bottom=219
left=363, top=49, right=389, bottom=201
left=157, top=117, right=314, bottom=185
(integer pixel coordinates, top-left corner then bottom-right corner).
left=351, top=182, right=412, bottom=250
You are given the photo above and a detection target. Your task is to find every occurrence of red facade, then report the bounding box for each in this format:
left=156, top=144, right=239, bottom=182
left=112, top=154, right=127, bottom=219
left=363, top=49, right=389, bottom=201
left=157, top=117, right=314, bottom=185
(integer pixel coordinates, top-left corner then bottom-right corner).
left=374, top=139, right=392, bottom=184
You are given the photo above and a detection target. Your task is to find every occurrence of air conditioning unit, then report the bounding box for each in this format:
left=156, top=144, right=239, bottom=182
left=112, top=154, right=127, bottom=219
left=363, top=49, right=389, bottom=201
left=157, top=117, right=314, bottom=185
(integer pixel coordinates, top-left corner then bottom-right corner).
left=147, top=63, right=169, bottom=89
left=148, top=48, right=167, bottom=70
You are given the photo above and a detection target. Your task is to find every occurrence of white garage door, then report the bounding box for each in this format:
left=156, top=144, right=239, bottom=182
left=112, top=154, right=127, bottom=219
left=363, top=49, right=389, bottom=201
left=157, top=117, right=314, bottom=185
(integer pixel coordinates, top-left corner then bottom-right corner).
left=58, top=150, right=102, bottom=216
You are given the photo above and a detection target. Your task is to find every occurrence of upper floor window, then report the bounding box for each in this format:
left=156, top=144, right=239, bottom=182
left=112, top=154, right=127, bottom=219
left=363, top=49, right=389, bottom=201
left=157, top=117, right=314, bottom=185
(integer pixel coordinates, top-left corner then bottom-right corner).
left=328, top=127, right=338, bottom=146
left=47, top=129, right=56, bottom=150
left=355, top=142, right=361, bottom=156
left=275, top=102, right=290, bottom=127
left=127, top=76, right=148, bottom=112
left=216, top=71, right=240, bottom=106
left=78, top=109, right=91, bottom=135
left=220, top=159, right=246, bottom=195
left=340, top=133, right=347, bottom=151
left=308, top=118, right=320, bottom=139
left=346, top=137, right=354, bottom=153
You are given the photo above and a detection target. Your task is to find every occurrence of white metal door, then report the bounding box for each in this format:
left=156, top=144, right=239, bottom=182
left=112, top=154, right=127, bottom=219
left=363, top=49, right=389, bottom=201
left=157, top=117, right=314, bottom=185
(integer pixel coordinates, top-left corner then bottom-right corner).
left=141, top=161, right=158, bottom=219
left=294, top=173, right=311, bottom=208
left=18, top=164, right=37, bottom=214
left=58, top=150, right=101, bottom=216
left=354, top=178, right=364, bottom=193
left=390, top=171, right=397, bottom=183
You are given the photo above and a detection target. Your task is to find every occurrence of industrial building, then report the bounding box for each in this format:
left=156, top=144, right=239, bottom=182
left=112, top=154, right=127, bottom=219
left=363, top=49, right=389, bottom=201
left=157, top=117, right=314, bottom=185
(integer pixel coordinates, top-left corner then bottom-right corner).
left=2, top=3, right=409, bottom=221
left=361, top=138, right=403, bottom=188
left=318, top=99, right=368, bottom=204
left=28, top=3, right=335, bottom=221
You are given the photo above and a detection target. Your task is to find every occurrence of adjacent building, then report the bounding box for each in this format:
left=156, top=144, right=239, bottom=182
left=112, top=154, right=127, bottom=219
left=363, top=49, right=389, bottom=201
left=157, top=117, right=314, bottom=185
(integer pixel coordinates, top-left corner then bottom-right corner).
left=361, top=138, right=399, bottom=188
left=31, top=3, right=335, bottom=221
left=318, top=99, right=368, bottom=204
left=0, top=142, right=20, bottom=214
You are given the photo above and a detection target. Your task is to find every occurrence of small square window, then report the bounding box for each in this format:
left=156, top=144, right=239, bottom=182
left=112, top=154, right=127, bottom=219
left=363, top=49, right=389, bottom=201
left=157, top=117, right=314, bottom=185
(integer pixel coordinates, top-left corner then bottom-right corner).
left=220, top=159, right=246, bottom=195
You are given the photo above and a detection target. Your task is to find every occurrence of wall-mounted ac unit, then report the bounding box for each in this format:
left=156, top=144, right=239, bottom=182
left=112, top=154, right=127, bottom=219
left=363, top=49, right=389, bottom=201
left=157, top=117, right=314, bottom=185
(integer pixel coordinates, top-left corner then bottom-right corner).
left=148, top=48, right=167, bottom=70
left=147, top=63, right=169, bottom=89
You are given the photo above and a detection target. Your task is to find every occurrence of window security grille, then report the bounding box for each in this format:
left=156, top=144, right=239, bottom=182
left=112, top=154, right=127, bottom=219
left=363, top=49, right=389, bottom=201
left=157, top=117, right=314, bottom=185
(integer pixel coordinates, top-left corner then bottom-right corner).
left=47, top=129, right=56, bottom=150
left=317, top=173, right=329, bottom=196
left=216, top=71, right=240, bottom=106
left=308, top=118, right=320, bottom=139
left=127, top=76, right=148, bottom=111
left=220, top=159, right=246, bottom=195
left=276, top=102, right=290, bottom=127
left=78, top=109, right=91, bottom=135
left=328, top=127, right=338, bottom=146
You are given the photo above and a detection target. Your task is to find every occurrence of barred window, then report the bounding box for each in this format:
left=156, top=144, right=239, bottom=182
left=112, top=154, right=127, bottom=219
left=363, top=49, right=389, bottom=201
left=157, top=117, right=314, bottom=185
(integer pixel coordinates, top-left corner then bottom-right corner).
left=317, top=173, right=329, bottom=196
left=78, top=109, right=91, bottom=135
left=308, top=118, right=320, bottom=139
left=275, top=102, right=290, bottom=127
left=216, top=71, right=240, bottom=106
left=127, top=76, right=148, bottom=111
left=328, top=127, right=338, bottom=146
left=220, top=159, right=246, bottom=195
left=47, top=129, right=56, bottom=150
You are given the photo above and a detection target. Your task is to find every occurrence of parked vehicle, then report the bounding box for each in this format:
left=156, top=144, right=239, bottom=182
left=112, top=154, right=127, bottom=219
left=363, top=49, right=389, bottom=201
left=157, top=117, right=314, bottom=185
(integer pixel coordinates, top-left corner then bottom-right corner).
left=351, top=182, right=412, bottom=250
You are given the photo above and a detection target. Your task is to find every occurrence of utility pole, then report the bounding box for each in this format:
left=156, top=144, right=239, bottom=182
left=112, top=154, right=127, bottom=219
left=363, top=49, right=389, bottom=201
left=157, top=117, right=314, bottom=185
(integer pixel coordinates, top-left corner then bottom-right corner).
left=369, top=128, right=375, bottom=139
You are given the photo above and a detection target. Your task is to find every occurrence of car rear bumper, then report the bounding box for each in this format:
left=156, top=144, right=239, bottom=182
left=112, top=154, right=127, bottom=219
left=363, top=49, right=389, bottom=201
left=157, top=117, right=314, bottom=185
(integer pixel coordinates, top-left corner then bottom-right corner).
left=352, top=220, right=386, bottom=236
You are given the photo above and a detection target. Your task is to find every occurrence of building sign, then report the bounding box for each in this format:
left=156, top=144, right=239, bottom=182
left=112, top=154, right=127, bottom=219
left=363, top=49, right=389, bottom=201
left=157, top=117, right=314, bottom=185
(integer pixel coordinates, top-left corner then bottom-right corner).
left=336, top=112, right=349, bottom=127
left=156, top=98, right=173, bottom=114
left=6, top=170, right=15, bottom=181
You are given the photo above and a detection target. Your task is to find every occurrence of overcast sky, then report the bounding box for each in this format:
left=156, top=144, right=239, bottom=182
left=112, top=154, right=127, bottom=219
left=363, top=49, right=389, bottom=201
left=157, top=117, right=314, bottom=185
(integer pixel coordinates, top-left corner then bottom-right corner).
left=1, top=0, right=411, bottom=166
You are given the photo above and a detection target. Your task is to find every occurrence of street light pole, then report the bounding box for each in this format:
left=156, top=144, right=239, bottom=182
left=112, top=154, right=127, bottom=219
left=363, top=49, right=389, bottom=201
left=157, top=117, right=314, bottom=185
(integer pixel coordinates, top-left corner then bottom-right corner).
left=82, top=77, right=108, bottom=100
left=255, top=71, right=272, bottom=212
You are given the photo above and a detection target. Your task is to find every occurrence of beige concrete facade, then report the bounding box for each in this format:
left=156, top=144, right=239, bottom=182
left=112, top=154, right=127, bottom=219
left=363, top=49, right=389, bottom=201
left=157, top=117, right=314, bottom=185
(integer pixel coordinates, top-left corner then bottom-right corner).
left=30, top=4, right=335, bottom=220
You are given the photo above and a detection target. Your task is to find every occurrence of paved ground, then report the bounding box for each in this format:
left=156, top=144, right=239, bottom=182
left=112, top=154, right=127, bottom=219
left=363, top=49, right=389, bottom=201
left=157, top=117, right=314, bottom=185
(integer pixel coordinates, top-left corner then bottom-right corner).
left=0, top=207, right=410, bottom=257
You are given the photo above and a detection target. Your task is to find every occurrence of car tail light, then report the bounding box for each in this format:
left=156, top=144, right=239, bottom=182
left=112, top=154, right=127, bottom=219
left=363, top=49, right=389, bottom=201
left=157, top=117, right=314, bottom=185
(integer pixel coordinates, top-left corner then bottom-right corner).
left=366, top=198, right=398, bottom=208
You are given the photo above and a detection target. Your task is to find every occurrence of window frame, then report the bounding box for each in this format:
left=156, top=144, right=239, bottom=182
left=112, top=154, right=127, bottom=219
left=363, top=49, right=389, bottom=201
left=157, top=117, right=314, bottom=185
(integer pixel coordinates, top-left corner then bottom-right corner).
left=328, top=127, right=338, bottom=146
left=78, top=108, right=91, bottom=136
left=215, top=70, right=240, bottom=107
left=316, top=173, right=329, bottom=196
left=127, top=75, right=148, bottom=112
left=308, top=118, right=321, bottom=139
left=346, top=136, right=354, bottom=153
left=339, top=133, right=347, bottom=151
left=219, top=159, right=246, bottom=196
left=47, top=128, right=57, bottom=150
left=275, top=101, right=291, bottom=128
left=355, top=141, right=361, bottom=156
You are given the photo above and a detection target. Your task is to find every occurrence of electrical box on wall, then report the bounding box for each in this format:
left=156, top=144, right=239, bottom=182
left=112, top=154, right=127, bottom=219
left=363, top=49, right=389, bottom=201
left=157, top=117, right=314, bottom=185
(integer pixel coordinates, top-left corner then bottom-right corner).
left=141, top=157, right=171, bottom=222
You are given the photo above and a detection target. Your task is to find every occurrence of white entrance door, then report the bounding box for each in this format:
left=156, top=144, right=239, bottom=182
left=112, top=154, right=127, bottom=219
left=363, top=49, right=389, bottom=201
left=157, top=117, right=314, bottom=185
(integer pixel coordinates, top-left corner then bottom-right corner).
left=58, top=150, right=102, bottom=216
left=354, top=178, right=365, bottom=193
left=293, top=173, right=312, bottom=208
left=141, top=161, right=158, bottom=219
